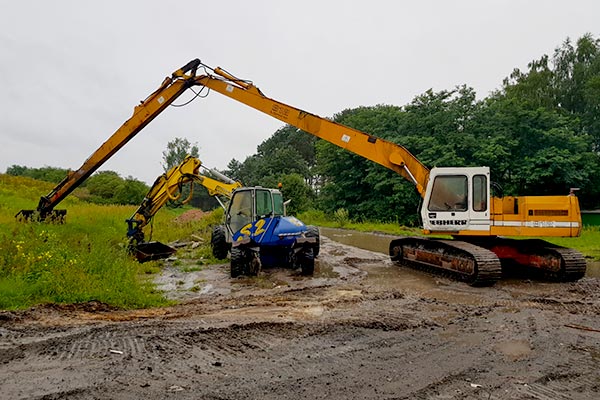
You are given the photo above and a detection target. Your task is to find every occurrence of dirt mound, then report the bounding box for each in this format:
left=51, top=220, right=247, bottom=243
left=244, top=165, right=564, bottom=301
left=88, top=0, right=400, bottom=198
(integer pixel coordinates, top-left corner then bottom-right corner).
left=173, top=209, right=209, bottom=223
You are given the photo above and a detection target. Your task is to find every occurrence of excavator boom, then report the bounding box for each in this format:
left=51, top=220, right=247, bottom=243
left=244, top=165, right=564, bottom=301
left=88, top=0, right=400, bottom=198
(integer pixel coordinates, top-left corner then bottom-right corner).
left=194, top=67, right=430, bottom=196
left=18, top=59, right=428, bottom=220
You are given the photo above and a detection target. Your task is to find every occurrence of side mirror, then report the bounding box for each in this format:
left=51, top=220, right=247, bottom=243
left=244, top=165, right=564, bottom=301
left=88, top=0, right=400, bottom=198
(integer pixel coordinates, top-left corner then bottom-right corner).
left=283, top=199, right=292, bottom=216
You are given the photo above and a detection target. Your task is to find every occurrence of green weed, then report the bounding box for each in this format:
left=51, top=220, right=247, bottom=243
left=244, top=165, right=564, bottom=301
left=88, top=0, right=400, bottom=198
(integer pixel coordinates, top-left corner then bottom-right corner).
left=0, top=174, right=213, bottom=310
left=333, top=208, right=350, bottom=227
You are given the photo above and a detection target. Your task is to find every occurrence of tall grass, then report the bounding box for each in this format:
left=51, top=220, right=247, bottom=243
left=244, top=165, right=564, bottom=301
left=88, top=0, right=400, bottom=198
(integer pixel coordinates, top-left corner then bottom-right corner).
left=0, top=175, right=211, bottom=310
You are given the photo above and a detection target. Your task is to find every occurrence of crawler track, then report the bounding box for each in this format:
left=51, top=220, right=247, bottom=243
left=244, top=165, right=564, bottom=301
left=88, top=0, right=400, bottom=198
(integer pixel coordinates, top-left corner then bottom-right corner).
left=554, top=246, right=587, bottom=281
left=389, top=237, right=502, bottom=286
left=472, top=238, right=587, bottom=282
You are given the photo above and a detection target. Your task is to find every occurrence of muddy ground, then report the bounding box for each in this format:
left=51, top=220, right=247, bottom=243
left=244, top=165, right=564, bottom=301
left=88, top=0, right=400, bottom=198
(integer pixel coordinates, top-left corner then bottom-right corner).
left=1, top=233, right=599, bottom=399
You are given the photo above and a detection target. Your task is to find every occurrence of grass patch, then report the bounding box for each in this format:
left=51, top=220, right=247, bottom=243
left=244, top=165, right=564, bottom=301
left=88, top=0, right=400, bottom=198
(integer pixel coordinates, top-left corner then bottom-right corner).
left=0, top=174, right=221, bottom=310
left=298, top=209, right=424, bottom=236
left=546, top=226, right=600, bottom=260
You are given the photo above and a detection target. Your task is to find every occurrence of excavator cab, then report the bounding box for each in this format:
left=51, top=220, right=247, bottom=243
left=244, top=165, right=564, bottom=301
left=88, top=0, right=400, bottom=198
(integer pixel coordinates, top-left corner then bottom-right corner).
left=226, top=187, right=285, bottom=234
left=421, top=167, right=491, bottom=234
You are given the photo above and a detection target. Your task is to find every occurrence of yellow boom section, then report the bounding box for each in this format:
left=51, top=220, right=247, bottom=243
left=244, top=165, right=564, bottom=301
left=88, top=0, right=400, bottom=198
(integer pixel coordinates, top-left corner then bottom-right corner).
left=128, top=155, right=242, bottom=235
left=192, top=66, right=430, bottom=196
left=20, top=58, right=429, bottom=221
left=20, top=61, right=202, bottom=219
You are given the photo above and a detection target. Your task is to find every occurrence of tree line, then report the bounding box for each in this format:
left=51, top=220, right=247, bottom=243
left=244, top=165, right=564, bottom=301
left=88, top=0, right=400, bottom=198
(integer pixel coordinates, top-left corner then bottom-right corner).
left=222, top=34, right=600, bottom=225
left=5, top=165, right=148, bottom=205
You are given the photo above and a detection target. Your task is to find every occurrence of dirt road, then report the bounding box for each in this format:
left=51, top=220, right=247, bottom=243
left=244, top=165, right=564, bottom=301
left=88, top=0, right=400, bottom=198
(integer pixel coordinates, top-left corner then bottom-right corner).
left=1, top=235, right=599, bottom=399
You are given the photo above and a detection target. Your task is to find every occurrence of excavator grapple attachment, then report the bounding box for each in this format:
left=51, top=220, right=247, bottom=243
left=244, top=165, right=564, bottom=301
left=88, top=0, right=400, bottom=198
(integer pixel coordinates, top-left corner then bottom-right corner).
left=15, top=209, right=67, bottom=223
left=132, top=241, right=176, bottom=263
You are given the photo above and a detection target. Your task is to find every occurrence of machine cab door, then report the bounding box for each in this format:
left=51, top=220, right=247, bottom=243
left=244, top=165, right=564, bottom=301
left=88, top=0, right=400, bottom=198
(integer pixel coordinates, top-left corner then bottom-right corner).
left=255, top=188, right=275, bottom=219
left=227, top=189, right=254, bottom=234
left=421, top=167, right=491, bottom=233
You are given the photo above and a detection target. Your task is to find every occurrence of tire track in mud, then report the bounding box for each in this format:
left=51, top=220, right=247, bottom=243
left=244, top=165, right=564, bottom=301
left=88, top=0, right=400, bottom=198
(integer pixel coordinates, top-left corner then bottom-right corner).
left=1, top=236, right=600, bottom=399
left=3, top=315, right=445, bottom=397
left=405, top=306, right=600, bottom=400
left=152, top=320, right=482, bottom=399
left=518, top=293, right=600, bottom=315
left=397, top=346, right=599, bottom=400
left=341, top=246, right=600, bottom=317
left=404, top=279, right=600, bottom=317
left=57, top=329, right=147, bottom=361
left=508, top=355, right=600, bottom=400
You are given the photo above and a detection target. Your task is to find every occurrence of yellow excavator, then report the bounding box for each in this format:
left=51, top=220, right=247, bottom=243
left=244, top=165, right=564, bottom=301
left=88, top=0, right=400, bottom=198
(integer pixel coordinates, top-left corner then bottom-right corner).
left=18, top=59, right=586, bottom=285
left=126, top=155, right=242, bottom=262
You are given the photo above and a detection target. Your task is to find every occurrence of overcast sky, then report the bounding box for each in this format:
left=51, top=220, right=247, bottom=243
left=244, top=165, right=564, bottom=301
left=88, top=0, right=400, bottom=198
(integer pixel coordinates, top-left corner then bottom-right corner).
left=1, top=0, right=599, bottom=185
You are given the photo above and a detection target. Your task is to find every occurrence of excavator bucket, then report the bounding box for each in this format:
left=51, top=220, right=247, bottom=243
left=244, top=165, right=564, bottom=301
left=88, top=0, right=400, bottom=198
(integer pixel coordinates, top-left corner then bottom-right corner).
left=15, top=209, right=67, bottom=223
left=132, top=241, right=177, bottom=263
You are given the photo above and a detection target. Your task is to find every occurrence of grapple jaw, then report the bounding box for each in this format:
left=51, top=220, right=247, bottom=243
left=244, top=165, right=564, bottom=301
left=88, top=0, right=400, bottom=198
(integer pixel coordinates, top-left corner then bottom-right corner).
left=15, top=209, right=67, bottom=223
left=131, top=241, right=177, bottom=263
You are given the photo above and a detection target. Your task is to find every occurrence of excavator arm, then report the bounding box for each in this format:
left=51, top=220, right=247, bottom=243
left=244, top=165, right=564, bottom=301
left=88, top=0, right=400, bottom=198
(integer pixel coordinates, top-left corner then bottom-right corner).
left=17, top=59, right=429, bottom=222
left=126, top=155, right=242, bottom=246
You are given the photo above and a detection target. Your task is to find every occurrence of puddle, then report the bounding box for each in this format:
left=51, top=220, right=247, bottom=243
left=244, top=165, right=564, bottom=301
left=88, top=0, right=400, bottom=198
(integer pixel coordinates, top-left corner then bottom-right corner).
left=586, top=261, right=600, bottom=278
left=495, top=339, right=532, bottom=361
left=313, top=261, right=339, bottom=279
left=363, top=264, right=438, bottom=291
left=320, top=227, right=392, bottom=254
left=154, top=264, right=233, bottom=300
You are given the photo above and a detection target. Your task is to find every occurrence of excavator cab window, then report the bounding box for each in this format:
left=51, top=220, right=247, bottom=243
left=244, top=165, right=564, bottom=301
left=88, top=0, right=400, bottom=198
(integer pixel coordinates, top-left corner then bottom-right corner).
left=228, top=190, right=253, bottom=233
left=256, top=189, right=273, bottom=218
left=473, top=174, right=487, bottom=212
left=428, top=175, right=468, bottom=212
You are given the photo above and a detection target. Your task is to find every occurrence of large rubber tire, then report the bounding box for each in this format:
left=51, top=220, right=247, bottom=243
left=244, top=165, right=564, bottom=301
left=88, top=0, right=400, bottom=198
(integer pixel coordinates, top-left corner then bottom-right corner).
left=230, top=247, right=246, bottom=278
left=306, top=225, right=320, bottom=257
left=211, top=225, right=230, bottom=259
left=230, top=247, right=261, bottom=277
left=299, top=248, right=315, bottom=276
left=247, top=251, right=262, bottom=276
